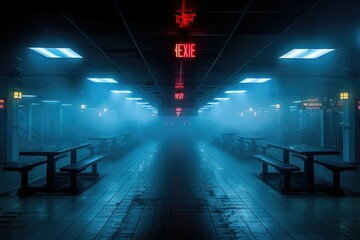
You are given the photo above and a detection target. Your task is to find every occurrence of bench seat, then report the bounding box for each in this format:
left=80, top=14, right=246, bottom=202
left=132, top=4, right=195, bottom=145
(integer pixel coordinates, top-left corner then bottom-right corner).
left=254, top=154, right=300, bottom=192
left=292, top=154, right=357, bottom=194
left=60, top=154, right=106, bottom=193
left=3, top=154, right=68, bottom=196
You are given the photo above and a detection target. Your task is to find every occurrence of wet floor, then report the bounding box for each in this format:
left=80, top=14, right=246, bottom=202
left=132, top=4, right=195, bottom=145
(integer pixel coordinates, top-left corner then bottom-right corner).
left=1, top=137, right=360, bottom=239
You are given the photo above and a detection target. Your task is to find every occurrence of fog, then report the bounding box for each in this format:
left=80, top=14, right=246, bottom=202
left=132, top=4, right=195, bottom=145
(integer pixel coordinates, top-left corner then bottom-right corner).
left=16, top=72, right=345, bottom=151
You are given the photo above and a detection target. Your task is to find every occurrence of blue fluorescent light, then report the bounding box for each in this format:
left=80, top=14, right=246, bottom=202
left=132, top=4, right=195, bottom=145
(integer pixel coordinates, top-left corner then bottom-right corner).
left=87, top=78, right=118, bottom=83
left=135, top=102, right=149, bottom=105
left=207, top=102, right=220, bottom=105
left=214, top=98, right=230, bottom=101
left=203, top=105, right=213, bottom=108
left=111, top=90, right=132, bottom=93
left=61, top=104, right=72, bottom=106
left=42, top=100, right=60, bottom=103
left=279, top=49, right=335, bottom=59
left=126, top=97, right=143, bottom=100
left=22, top=94, right=37, bottom=98
left=224, top=90, right=246, bottom=94
left=240, top=78, right=272, bottom=83
left=29, top=47, right=82, bottom=58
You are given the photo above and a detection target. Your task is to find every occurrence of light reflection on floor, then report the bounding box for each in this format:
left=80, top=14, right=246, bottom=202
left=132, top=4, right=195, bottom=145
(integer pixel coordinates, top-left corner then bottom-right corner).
left=0, top=137, right=360, bottom=239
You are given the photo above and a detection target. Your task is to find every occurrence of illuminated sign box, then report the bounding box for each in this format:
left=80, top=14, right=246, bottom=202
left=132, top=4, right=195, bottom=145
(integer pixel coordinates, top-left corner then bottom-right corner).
left=158, top=108, right=197, bottom=116
left=0, top=99, right=4, bottom=109
left=302, top=98, right=323, bottom=110
left=174, top=42, right=197, bottom=59
left=175, top=92, right=184, bottom=100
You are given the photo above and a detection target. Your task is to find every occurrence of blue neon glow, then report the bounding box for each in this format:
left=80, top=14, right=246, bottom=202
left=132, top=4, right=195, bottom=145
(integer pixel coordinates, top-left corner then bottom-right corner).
left=111, top=90, right=132, bottom=93
left=225, top=90, right=246, bottom=93
left=22, top=95, right=37, bottom=98
left=135, top=102, right=149, bottom=105
left=126, top=97, right=143, bottom=100
left=207, top=102, right=220, bottom=105
left=214, top=98, right=230, bottom=100
left=87, top=78, right=118, bottom=83
left=280, top=49, right=335, bottom=59
left=42, top=100, right=60, bottom=103
left=29, top=47, right=83, bottom=58
left=240, top=78, right=272, bottom=83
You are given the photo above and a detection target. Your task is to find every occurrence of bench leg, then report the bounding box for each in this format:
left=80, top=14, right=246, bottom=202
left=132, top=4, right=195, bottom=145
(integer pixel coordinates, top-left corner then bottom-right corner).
left=262, top=148, right=267, bottom=155
left=70, top=172, right=78, bottom=193
left=92, top=163, right=99, bottom=176
left=261, top=162, right=268, bottom=177
left=18, top=171, right=30, bottom=196
left=90, top=148, right=94, bottom=157
left=332, top=171, right=342, bottom=194
left=283, top=172, right=292, bottom=192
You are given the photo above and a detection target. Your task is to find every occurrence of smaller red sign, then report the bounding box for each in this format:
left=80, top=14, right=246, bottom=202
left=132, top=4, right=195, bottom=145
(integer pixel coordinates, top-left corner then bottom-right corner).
left=175, top=82, right=184, bottom=89
left=175, top=43, right=196, bottom=59
left=0, top=99, right=4, bottom=109
left=175, top=92, right=184, bottom=100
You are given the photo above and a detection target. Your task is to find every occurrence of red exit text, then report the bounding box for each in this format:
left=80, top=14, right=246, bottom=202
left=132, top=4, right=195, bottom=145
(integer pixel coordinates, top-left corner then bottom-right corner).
left=174, top=43, right=196, bottom=58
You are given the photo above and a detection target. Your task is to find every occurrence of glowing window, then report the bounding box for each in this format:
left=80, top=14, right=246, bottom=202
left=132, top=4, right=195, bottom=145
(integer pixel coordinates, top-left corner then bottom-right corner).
left=14, top=91, right=22, bottom=99
left=340, top=92, right=349, bottom=100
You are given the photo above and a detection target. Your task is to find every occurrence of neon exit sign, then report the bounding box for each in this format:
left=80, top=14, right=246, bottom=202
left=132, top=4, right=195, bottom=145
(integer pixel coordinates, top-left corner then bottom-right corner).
left=174, top=43, right=196, bottom=59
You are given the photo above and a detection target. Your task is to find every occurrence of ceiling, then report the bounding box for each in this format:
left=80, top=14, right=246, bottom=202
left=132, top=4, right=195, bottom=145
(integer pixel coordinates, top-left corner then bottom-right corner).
left=1, top=0, right=360, bottom=113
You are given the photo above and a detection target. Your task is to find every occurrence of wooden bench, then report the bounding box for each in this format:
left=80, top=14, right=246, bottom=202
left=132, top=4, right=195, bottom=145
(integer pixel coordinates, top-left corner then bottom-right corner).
left=256, top=144, right=270, bottom=154
left=292, top=154, right=358, bottom=194
left=88, top=144, right=99, bottom=156
left=212, top=136, right=222, bottom=144
left=3, top=154, right=68, bottom=196
left=60, top=154, right=106, bottom=193
left=254, top=154, right=300, bottom=192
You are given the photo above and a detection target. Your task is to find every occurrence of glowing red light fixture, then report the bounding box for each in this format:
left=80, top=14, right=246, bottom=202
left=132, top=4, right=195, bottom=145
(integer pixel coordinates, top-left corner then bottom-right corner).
left=175, top=43, right=196, bottom=59
left=176, top=107, right=182, bottom=116
left=175, top=92, right=184, bottom=100
left=175, top=82, right=184, bottom=89
left=175, top=0, right=196, bottom=28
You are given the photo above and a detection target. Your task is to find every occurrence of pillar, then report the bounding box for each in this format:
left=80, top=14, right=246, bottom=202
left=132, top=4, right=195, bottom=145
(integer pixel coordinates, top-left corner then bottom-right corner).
left=343, top=79, right=356, bottom=163
left=0, top=76, right=20, bottom=163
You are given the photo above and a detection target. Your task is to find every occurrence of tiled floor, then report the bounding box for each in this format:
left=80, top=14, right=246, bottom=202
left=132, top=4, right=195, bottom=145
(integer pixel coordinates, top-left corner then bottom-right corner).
left=1, top=137, right=360, bottom=239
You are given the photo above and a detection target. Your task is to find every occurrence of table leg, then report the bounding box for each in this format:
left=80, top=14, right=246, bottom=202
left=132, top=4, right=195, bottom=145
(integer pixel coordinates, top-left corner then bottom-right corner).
left=283, top=150, right=289, bottom=164
left=112, top=138, right=117, bottom=158
left=307, top=155, right=315, bottom=190
left=100, top=140, right=105, bottom=154
left=251, top=140, right=256, bottom=154
left=46, top=156, right=55, bottom=192
left=71, top=150, right=77, bottom=164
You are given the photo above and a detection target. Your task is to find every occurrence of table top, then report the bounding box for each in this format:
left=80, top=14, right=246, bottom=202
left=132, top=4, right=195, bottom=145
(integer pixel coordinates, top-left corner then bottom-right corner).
left=88, top=136, right=120, bottom=141
left=19, top=143, right=92, bottom=156
left=218, top=131, right=239, bottom=135
left=267, top=143, right=341, bottom=156
left=238, top=136, right=268, bottom=141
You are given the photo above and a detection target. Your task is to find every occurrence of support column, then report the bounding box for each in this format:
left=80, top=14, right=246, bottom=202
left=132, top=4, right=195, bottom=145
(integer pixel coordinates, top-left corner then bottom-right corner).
left=279, top=99, right=290, bottom=145
left=343, top=80, right=356, bottom=163
left=320, top=109, right=325, bottom=148
left=28, top=103, right=33, bottom=141
left=0, top=76, right=19, bottom=163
